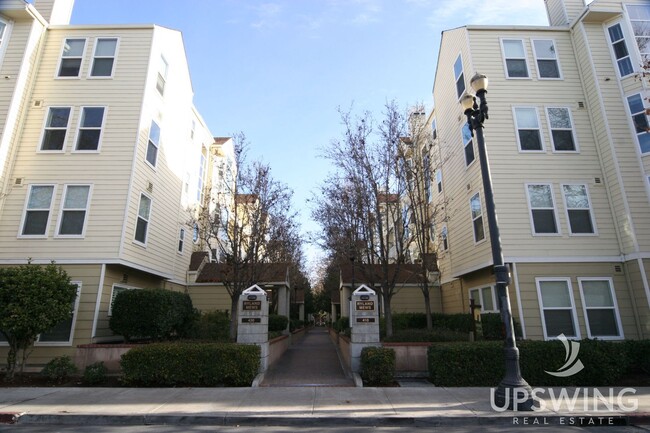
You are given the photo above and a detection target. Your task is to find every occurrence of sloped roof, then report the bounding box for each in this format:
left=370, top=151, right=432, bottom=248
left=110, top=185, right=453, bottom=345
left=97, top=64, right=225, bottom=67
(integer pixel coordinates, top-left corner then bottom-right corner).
left=213, top=137, right=231, bottom=145
left=195, top=262, right=290, bottom=285
left=339, top=263, right=426, bottom=286
left=189, top=251, right=210, bottom=271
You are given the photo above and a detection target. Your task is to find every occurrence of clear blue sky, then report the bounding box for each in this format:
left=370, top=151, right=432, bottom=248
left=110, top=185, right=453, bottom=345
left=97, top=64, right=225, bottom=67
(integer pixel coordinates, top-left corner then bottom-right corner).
left=70, top=0, right=551, bottom=272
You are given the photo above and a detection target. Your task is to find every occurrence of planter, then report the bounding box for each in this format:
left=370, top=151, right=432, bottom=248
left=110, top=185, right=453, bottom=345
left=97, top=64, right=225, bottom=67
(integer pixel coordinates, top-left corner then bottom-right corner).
left=382, top=342, right=431, bottom=375
left=75, top=343, right=141, bottom=373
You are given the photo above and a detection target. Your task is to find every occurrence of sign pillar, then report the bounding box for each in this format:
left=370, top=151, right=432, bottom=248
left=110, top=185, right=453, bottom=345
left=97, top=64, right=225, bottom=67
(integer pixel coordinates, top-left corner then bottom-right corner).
left=350, top=284, right=380, bottom=372
left=237, top=284, right=269, bottom=372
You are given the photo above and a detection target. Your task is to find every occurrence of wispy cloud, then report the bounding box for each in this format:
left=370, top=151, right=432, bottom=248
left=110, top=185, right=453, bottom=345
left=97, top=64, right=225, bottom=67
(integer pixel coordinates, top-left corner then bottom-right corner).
left=349, top=0, right=382, bottom=25
left=424, top=0, right=548, bottom=29
left=250, top=3, right=283, bottom=29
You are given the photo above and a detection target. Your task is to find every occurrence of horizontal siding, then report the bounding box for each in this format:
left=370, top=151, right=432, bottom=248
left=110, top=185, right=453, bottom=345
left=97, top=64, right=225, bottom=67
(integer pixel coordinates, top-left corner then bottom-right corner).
left=187, top=284, right=233, bottom=314
left=391, top=285, right=441, bottom=314
left=440, top=280, right=464, bottom=314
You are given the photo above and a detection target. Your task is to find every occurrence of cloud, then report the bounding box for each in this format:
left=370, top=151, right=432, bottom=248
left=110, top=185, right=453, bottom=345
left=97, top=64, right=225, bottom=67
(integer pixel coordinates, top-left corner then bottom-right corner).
left=250, top=2, right=283, bottom=29
left=424, top=0, right=548, bottom=29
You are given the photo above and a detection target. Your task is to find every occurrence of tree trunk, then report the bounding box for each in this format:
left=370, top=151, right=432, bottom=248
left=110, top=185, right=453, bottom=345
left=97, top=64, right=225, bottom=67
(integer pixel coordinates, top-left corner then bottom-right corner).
left=4, top=344, right=17, bottom=381
left=229, top=296, right=239, bottom=341
left=383, top=291, right=393, bottom=338
left=423, top=288, right=433, bottom=330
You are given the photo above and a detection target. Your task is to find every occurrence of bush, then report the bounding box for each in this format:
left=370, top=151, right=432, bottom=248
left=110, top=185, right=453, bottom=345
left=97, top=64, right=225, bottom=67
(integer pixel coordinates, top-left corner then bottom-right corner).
left=83, top=362, right=108, bottom=385
left=333, top=316, right=350, bottom=333
left=121, top=342, right=259, bottom=387
left=383, top=328, right=468, bottom=343
left=187, top=310, right=231, bottom=342
left=268, top=314, right=289, bottom=332
left=623, top=340, right=650, bottom=374
left=480, top=313, right=523, bottom=340
left=290, top=319, right=305, bottom=332
left=109, top=288, right=197, bottom=342
left=41, top=356, right=78, bottom=383
left=361, top=347, right=395, bottom=386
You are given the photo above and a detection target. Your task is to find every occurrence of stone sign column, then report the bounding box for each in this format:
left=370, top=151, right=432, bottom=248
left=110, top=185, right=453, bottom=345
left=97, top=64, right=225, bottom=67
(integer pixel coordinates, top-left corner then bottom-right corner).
left=237, top=284, right=269, bottom=372
left=349, top=284, right=380, bottom=372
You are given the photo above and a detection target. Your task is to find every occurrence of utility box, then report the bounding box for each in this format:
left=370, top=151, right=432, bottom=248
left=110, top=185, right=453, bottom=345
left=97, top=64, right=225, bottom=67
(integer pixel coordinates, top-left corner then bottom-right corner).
left=349, top=284, right=380, bottom=372
left=237, top=284, right=269, bottom=372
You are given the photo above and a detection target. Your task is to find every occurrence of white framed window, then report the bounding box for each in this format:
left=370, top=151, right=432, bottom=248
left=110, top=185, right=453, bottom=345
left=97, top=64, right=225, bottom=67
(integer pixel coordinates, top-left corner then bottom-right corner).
left=461, top=123, right=475, bottom=166
left=423, top=152, right=432, bottom=202
left=90, top=37, right=117, bottom=77
left=156, top=55, right=168, bottom=96
left=74, top=106, right=106, bottom=151
left=626, top=93, right=650, bottom=154
left=57, top=185, right=91, bottom=237
left=108, top=284, right=140, bottom=316
left=536, top=278, right=580, bottom=340
left=532, top=39, right=561, bottom=79
left=546, top=107, right=577, bottom=152
left=513, top=107, right=543, bottom=151
left=453, top=54, right=465, bottom=98
left=0, top=18, right=11, bottom=63
left=190, top=119, right=196, bottom=139
left=440, top=225, right=448, bottom=252
left=145, top=120, right=160, bottom=167
left=178, top=227, right=185, bottom=253
left=526, top=183, right=559, bottom=235
left=607, top=23, right=634, bottom=77
left=0, top=19, right=7, bottom=49
left=578, top=278, right=623, bottom=340
left=431, top=118, right=437, bottom=141
left=501, top=38, right=529, bottom=78
left=193, top=223, right=200, bottom=243
left=19, top=185, right=56, bottom=237
left=469, top=286, right=496, bottom=312
left=561, top=184, right=596, bottom=235
left=134, top=193, right=152, bottom=245
left=35, top=282, right=81, bottom=346
left=470, top=192, right=485, bottom=243
left=40, top=107, right=72, bottom=151
left=197, top=147, right=207, bottom=203
left=627, top=4, right=650, bottom=63
left=57, top=38, right=86, bottom=78
left=436, top=169, right=443, bottom=193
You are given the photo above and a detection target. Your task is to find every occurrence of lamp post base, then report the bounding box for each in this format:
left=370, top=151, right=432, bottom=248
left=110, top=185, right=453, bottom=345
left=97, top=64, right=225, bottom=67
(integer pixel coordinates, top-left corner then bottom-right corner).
left=494, top=346, right=535, bottom=411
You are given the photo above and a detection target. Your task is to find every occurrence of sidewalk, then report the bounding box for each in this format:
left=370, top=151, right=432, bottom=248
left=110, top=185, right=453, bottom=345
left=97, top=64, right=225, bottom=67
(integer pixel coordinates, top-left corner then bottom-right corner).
left=1, top=386, right=649, bottom=427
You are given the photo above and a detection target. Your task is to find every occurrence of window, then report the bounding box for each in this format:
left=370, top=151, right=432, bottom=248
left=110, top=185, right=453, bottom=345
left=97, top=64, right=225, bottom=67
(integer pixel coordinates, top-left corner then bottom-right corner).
left=36, top=283, right=81, bottom=345
left=190, top=119, right=196, bottom=139
left=193, top=223, right=199, bottom=243
left=90, top=38, right=117, bottom=77
left=626, top=93, right=650, bottom=154
left=532, top=39, right=561, bottom=79
left=461, top=123, right=474, bottom=166
left=109, top=285, right=139, bottom=316
left=578, top=278, right=623, bottom=339
left=470, top=193, right=485, bottom=243
left=561, top=184, right=595, bottom=234
left=514, top=107, right=543, bottom=151
left=57, top=185, right=91, bottom=236
left=436, top=170, right=443, bottom=193
left=75, top=107, right=105, bottom=151
left=135, top=194, right=151, bottom=244
left=454, top=55, right=465, bottom=98
left=57, top=38, right=86, bottom=77
left=469, top=286, right=496, bottom=312
left=156, top=55, right=168, bottom=96
left=20, top=185, right=55, bottom=236
left=431, top=118, right=437, bottom=140
left=501, top=39, right=529, bottom=78
left=440, top=225, right=448, bottom=251
left=197, top=148, right=207, bottom=203
left=146, top=120, right=160, bottom=167
left=546, top=107, right=577, bottom=151
left=608, top=23, right=634, bottom=77
left=40, top=107, right=71, bottom=151
left=0, top=19, right=8, bottom=51
left=526, top=184, right=559, bottom=234
left=178, top=228, right=185, bottom=253
left=423, top=152, right=431, bottom=202
left=536, top=278, right=579, bottom=339
left=627, top=4, right=650, bottom=62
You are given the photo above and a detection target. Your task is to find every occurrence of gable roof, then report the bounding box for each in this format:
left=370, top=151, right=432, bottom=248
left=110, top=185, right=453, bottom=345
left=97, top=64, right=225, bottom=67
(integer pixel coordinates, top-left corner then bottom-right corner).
left=195, top=262, right=290, bottom=285
left=189, top=251, right=210, bottom=271
left=339, top=263, right=426, bottom=287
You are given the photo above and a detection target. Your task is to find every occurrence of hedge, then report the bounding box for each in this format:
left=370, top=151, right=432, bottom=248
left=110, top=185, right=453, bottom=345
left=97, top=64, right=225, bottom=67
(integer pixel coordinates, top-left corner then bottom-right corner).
left=187, top=310, right=231, bottom=342
left=268, top=314, right=289, bottom=332
left=383, top=328, right=468, bottom=343
left=121, top=342, right=259, bottom=386
left=361, top=346, right=395, bottom=386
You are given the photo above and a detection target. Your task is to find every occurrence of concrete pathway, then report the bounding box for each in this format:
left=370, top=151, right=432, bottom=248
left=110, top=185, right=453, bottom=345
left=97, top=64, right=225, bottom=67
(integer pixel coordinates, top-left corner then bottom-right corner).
left=260, top=327, right=354, bottom=387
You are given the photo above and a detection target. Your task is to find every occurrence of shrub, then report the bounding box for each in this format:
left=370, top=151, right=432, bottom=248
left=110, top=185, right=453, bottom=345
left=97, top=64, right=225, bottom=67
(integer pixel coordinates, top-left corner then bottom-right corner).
left=83, top=361, right=108, bottom=385
left=361, top=347, right=395, bottom=386
left=480, top=313, right=523, bottom=340
left=121, top=342, right=259, bottom=387
left=109, top=288, right=197, bottom=342
left=268, top=314, right=289, bottom=332
left=290, top=319, right=305, bottom=332
left=383, top=328, right=468, bottom=343
left=623, top=340, right=650, bottom=374
left=41, top=356, right=78, bottom=383
left=188, top=310, right=231, bottom=342
left=333, top=316, right=350, bottom=333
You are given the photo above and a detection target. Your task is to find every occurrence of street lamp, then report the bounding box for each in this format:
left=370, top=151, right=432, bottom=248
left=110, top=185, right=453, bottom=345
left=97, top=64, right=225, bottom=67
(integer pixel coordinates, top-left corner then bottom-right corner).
left=461, top=73, right=533, bottom=411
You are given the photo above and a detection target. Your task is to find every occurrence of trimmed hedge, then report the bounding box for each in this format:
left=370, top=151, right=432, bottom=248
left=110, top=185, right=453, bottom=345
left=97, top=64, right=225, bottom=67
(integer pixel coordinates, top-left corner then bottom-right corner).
left=187, top=310, right=231, bottom=342
left=268, top=314, right=289, bottom=332
left=623, top=339, right=650, bottom=374
left=383, top=328, right=468, bottom=342
left=290, top=319, right=305, bottom=332
left=109, top=288, right=196, bottom=342
left=333, top=316, right=350, bottom=333
left=361, top=346, right=395, bottom=386
left=121, top=342, right=260, bottom=386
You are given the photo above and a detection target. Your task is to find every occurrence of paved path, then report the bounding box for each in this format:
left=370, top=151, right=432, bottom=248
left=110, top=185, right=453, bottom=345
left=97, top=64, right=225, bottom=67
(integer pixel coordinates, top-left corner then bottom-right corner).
left=260, top=327, right=354, bottom=387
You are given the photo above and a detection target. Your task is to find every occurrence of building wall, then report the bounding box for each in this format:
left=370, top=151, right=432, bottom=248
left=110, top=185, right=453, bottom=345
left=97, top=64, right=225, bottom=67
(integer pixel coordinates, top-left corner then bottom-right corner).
left=390, top=284, right=442, bottom=314
left=187, top=284, right=234, bottom=314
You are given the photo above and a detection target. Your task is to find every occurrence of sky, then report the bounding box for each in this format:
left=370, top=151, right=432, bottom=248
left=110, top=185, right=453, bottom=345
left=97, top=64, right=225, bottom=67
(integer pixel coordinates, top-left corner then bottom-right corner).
left=70, top=0, right=552, bottom=274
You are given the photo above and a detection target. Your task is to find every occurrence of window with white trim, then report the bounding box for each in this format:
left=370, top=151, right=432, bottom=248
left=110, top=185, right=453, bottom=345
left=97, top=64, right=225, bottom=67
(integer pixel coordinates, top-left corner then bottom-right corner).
left=453, top=55, right=465, bottom=98
left=547, top=107, right=577, bottom=151
left=532, top=39, right=561, bottom=79
left=156, top=55, right=168, bottom=96
left=108, top=285, right=140, bottom=316
left=193, top=223, right=199, bottom=243
left=36, top=283, right=81, bottom=345
left=75, top=106, right=105, bottom=151
left=0, top=19, right=8, bottom=51
left=536, top=278, right=579, bottom=339
left=526, top=184, right=559, bottom=234
left=607, top=23, right=634, bottom=77
left=197, top=147, right=207, bottom=203
left=561, top=184, right=595, bottom=234
left=627, top=4, right=650, bottom=62
left=469, top=286, right=496, bottom=312
left=423, top=152, right=432, bottom=202
left=626, top=93, right=650, bottom=154
left=440, top=225, right=448, bottom=251
left=436, top=169, right=442, bottom=193
left=178, top=227, right=185, bottom=253
left=501, top=39, right=529, bottom=78
left=146, top=120, right=160, bottom=167
left=514, top=107, right=543, bottom=151
left=40, top=107, right=71, bottom=151
left=90, top=38, right=117, bottom=77
left=190, top=119, right=196, bottom=139
left=135, top=194, right=151, bottom=244
left=57, top=38, right=86, bottom=77
left=470, top=193, right=485, bottom=243
left=57, top=185, right=91, bottom=236
left=461, top=123, right=474, bottom=166
left=20, top=185, right=55, bottom=236
left=431, top=118, right=437, bottom=140
left=578, top=278, right=623, bottom=339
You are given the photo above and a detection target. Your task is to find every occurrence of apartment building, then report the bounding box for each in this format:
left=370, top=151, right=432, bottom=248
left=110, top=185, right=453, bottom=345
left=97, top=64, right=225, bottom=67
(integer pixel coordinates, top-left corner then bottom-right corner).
left=0, top=0, right=223, bottom=365
left=429, top=0, right=650, bottom=340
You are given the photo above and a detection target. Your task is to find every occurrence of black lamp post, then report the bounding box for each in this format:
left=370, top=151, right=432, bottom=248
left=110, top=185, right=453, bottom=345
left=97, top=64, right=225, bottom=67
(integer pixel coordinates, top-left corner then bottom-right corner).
left=461, top=73, right=533, bottom=411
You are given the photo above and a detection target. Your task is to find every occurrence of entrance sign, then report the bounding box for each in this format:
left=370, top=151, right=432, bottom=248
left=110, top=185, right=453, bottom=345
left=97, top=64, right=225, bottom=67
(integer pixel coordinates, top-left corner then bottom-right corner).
left=243, top=300, right=262, bottom=310
left=237, top=284, right=269, bottom=372
left=349, top=284, right=380, bottom=372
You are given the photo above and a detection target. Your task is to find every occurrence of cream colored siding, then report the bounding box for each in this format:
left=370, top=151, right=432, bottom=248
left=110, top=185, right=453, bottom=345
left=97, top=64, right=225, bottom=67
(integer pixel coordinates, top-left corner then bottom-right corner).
left=440, top=280, right=464, bottom=314
left=187, top=284, right=232, bottom=313
left=626, top=259, right=650, bottom=337
left=390, top=285, right=441, bottom=314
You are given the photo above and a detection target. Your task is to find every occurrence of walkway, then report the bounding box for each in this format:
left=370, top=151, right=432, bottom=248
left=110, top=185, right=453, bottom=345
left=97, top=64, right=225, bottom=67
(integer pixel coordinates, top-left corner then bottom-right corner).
left=260, top=327, right=354, bottom=387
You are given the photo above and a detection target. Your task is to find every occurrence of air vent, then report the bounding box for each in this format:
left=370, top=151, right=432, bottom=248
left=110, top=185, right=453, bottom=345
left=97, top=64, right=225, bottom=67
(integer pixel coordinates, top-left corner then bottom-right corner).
left=467, top=183, right=471, bottom=191
left=614, top=265, right=622, bottom=273
left=594, top=177, right=602, bottom=185
left=147, top=182, right=154, bottom=193
left=121, top=273, right=129, bottom=284
left=32, top=100, right=44, bottom=108
left=14, top=177, right=24, bottom=186
left=577, top=101, right=585, bottom=109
